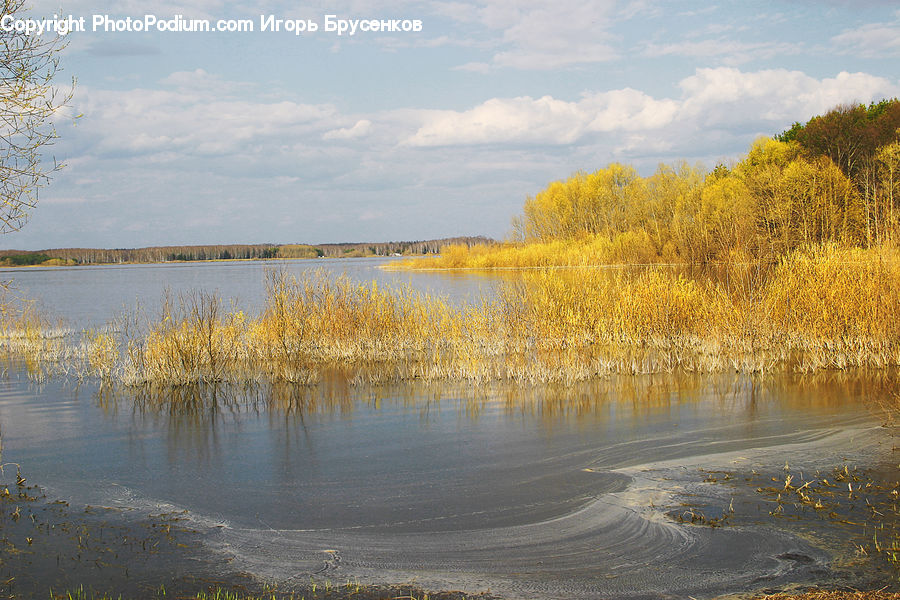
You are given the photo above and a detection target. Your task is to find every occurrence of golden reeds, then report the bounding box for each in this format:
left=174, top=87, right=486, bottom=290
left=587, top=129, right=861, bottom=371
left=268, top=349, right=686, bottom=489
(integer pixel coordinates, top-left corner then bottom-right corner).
left=2, top=245, right=900, bottom=391
left=0, top=300, right=73, bottom=380
left=392, top=232, right=662, bottom=270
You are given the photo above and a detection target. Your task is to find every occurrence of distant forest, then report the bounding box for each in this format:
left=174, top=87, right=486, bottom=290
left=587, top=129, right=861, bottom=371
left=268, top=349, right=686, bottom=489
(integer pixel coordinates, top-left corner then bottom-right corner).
left=0, top=237, right=492, bottom=267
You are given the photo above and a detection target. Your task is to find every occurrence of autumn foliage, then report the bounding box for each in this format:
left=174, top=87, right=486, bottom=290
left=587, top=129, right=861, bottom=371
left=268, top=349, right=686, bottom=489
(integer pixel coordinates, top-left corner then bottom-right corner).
left=404, top=100, right=900, bottom=269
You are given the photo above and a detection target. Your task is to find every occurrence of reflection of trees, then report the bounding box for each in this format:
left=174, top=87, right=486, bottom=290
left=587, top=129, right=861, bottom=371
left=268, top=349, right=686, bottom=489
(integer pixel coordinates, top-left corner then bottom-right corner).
left=95, top=367, right=894, bottom=434
left=81, top=367, right=895, bottom=481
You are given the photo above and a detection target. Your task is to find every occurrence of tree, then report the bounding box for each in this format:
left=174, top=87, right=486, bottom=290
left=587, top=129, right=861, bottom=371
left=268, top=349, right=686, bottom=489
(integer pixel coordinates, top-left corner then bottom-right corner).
left=784, top=100, right=900, bottom=179
left=1, top=0, right=72, bottom=233
left=698, top=172, right=755, bottom=260
left=877, top=141, right=900, bottom=239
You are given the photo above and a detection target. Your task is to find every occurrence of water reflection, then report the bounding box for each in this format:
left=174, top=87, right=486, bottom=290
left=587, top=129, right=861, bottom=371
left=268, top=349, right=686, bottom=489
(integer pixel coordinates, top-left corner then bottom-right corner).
left=0, top=362, right=888, bottom=581
left=105, top=368, right=894, bottom=420
left=86, top=368, right=893, bottom=474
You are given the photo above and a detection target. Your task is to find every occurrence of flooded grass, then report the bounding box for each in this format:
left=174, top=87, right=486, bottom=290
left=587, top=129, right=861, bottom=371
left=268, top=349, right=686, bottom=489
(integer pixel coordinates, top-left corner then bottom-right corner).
left=754, top=464, right=900, bottom=574
left=0, top=463, right=495, bottom=600
left=0, top=359, right=896, bottom=598
left=751, top=591, right=900, bottom=600
left=0, top=467, right=210, bottom=600
left=3, top=245, right=900, bottom=393
left=664, top=456, right=900, bottom=586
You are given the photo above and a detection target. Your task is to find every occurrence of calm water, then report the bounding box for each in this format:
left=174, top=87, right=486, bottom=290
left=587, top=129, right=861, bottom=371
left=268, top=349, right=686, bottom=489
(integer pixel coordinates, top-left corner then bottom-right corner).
left=0, top=257, right=497, bottom=328
left=0, top=260, right=896, bottom=599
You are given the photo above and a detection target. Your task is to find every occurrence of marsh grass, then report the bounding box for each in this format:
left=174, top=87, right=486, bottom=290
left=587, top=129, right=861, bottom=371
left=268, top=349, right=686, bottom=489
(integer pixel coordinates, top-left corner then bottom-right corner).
left=390, top=234, right=662, bottom=270
left=0, top=299, right=74, bottom=380
left=3, top=245, right=900, bottom=397
left=37, top=584, right=900, bottom=600
left=122, top=291, right=250, bottom=386
left=670, top=451, right=899, bottom=583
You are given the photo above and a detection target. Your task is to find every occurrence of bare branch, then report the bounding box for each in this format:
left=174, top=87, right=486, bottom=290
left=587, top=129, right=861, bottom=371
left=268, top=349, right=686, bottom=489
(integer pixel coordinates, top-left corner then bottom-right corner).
left=0, top=0, right=73, bottom=232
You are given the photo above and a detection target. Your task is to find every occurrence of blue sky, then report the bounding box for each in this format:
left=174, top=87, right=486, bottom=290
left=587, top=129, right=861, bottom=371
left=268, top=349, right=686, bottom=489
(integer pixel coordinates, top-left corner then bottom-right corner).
left=5, top=0, right=900, bottom=249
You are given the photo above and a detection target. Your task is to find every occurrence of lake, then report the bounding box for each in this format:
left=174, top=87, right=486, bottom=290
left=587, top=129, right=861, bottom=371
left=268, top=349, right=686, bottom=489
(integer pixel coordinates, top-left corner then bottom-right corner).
left=0, top=258, right=896, bottom=599
left=0, top=257, right=496, bottom=328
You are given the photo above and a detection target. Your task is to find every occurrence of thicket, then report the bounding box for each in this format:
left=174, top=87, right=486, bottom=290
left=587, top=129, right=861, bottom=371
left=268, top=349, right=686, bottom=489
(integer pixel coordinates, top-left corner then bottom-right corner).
left=403, top=100, right=900, bottom=268
left=0, top=252, right=51, bottom=265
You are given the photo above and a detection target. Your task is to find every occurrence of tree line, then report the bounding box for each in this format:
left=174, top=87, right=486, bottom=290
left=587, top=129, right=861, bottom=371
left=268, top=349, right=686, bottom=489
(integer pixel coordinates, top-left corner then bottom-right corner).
left=0, top=237, right=493, bottom=266
left=514, top=99, right=900, bottom=263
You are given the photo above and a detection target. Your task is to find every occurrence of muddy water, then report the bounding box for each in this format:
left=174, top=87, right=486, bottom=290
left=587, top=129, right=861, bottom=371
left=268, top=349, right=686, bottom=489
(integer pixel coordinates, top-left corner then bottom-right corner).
left=0, top=260, right=897, bottom=598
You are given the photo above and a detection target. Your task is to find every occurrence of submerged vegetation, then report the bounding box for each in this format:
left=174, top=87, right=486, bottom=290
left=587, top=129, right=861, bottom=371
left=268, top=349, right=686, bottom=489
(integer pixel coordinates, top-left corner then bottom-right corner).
left=757, top=593, right=900, bottom=600
left=670, top=458, right=900, bottom=580
left=45, top=584, right=482, bottom=600
left=4, top=244, right=900, bottom=393
left=0, top=462, right=482, bottom=600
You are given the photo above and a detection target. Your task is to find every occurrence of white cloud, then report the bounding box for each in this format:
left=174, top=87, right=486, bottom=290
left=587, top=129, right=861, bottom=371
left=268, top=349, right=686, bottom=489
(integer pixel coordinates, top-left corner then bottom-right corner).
left=643, top=39, right=802, bottom=66
left=160, top=68, right=243, bottom=93
left=29, top=59, right=900, bottom=250
left=452, top=62, right=492, bottom=73
left=64, top=66, right=900, bottom=159
left=679, top=68, right=900, bottom=125
left=429, top=1, right=482, bottom=23
left=402, top=86, right=669, bottom=148
left=490, top=0, right=619, bottom=69
left=447, top=0, right=621, bottom=70
left=406, top=67, right=900, bottom=147
left=29, top=0, right=228, bottom=19
left=405, top=96, right=586, bottom=146
left=831, top=22, right=900, bottom=58
left=323, top=119, right=373, bottom=140
left=69, top=83, right=339, bottom=158
left=581, top=89, right=679, bottom=132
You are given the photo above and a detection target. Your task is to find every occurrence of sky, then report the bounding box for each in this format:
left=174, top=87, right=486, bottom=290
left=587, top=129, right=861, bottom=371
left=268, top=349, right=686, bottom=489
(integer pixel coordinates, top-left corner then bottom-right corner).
left=4, top=0, right=900, bottom=250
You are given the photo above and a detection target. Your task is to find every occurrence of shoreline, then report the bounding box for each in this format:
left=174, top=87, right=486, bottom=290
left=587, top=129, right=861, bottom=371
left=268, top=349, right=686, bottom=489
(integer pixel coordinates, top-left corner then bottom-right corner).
left=0, top=254, right=417, bottom=269
left=5, top=416, right=894, bottom=600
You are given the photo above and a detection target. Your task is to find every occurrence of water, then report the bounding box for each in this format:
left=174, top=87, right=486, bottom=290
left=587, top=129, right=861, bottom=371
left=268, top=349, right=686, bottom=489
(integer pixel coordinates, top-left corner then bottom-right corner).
left=0, top=257, right=497, bottom=328
left=0, top=259, right=896, bottom=599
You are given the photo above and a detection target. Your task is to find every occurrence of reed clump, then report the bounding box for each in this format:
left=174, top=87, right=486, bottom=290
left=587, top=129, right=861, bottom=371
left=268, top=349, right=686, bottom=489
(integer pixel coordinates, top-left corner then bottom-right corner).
left=123, top=291, right=250, bottom=386
left=247, top=272, right=510, bottom=384
left=0, top=300, right=73, bottom=379
left=394, top=232, right=661, bottom=270
left=83, top=329, right=119, bottom=379
left=120, top=245, right=900, bottom=387
left=119, top=272, right=507, bottom=386
left=764, top=245, right=900, bottom=342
